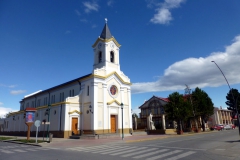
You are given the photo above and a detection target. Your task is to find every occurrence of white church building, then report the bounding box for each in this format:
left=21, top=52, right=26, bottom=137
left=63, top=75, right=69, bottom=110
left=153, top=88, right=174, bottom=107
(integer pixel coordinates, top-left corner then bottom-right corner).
left=1, top=21, right=132, bottom=138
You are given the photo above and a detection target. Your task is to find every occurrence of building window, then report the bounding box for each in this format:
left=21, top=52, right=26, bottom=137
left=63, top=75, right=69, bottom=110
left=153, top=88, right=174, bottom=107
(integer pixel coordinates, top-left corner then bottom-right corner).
left=72, top=89, right=74, bottom=96
left=154, top=108, right=158, bottom=115
left=60, top=92, right=64, bottom=102
left=110, top=51, right=114, bottom=63
left=44, top=97, right=48, bottom=105
left=98, top=51, right=102, bottom=63
left=37, top=99, right=41, bottom=107
left=31, top=101, right=34, bottom=108
left=87, top=86, right=89, bottom=96
left=51, top=95, right=55, bottom=104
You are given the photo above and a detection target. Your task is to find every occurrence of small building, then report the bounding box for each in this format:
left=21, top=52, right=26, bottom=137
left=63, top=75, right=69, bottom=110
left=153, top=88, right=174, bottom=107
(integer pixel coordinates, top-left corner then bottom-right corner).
left=138, top=96, right=171, bottom=130
left=208, top=107, right=233, bottom=127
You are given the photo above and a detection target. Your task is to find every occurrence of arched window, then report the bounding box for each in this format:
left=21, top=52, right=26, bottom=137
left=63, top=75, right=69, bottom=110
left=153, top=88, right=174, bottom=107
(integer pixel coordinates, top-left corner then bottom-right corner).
left=98, top=51, right=102, bottom=63
left=110, top=51, right=114, bottom=63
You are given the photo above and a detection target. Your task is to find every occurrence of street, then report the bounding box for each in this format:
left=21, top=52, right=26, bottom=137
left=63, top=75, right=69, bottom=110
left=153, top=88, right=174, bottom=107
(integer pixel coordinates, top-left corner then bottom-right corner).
left=1, top=129, right=240, bottom=160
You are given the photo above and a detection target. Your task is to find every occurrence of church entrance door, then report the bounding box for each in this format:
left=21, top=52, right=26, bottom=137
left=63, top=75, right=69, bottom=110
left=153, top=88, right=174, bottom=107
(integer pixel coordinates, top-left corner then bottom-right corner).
left=72, top=118, right=78, bottom=135
left=111, top=115, right=116, bottom=133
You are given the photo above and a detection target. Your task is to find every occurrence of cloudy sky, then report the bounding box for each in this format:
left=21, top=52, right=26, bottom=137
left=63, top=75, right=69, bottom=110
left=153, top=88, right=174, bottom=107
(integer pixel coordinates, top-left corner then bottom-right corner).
left=1, top=0, right=240, bottom=117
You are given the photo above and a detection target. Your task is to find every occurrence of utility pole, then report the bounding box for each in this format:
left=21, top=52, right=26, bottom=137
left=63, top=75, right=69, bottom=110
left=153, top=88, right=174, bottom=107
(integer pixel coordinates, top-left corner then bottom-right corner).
left=185, top=85, right=198, bottom=132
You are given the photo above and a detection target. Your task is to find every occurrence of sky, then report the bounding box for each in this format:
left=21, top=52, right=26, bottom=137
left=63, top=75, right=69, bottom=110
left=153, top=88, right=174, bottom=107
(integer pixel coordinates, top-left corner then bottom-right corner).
left=1, top=0, right=240, bottom=118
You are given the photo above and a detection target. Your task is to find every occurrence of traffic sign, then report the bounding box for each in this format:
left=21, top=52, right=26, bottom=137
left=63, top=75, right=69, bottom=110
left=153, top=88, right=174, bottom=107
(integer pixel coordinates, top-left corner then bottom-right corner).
left=34, top=120, right=41, bottom=127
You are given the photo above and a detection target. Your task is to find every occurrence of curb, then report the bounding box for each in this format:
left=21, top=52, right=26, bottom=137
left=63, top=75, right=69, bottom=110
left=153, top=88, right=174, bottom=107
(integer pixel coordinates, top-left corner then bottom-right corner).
left=1, top=139, right=42, bottom=147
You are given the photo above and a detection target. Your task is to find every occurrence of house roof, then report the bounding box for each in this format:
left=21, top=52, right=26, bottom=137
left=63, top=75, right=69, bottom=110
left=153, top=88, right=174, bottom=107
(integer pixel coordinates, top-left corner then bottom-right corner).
left=138, top=95, right=169, bottom=109
left=21, top=73, right=92, bottom=101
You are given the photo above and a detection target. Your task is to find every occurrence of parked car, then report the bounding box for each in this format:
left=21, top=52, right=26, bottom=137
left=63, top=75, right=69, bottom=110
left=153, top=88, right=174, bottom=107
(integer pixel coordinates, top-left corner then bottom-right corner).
left=224, top=125, right=231, bottom=130
left=231, top=124, right=236, bottom=129
left=216, top=124, right=224, bottom=131
left=210, top=125, right=217, bottom=130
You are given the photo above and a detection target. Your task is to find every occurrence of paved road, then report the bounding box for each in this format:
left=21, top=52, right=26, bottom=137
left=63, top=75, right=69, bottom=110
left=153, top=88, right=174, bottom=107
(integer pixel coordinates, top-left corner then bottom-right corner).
left=1, top=129, right=240, bottom=160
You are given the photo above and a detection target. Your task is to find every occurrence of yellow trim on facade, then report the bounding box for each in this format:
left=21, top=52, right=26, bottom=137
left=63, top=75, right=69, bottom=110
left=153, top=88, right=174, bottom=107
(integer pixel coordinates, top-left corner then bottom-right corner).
left=68, top=110, right=82, bottom=115
left=7, top=101, right=81, bottom=116
left=92, top=37, right=121, bottom=48
left=107, top=99, right=121, bottom=105
left=93, top=71, right=132, bottom=85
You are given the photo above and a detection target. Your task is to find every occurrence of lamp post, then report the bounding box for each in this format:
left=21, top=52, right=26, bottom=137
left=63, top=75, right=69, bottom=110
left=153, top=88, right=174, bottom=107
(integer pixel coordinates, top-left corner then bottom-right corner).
left=211, top=61, right=240, bottom=137
left=46, top=104, right=51, bottom=141
left=121, top=103, right=124, bottom=140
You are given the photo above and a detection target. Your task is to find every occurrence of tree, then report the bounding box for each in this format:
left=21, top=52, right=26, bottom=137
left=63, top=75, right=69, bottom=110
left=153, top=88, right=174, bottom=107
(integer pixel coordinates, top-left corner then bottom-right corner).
left=226, top=88, right=240, bottom=118
left=164, top=92, right=192, bottom=134
left=192, top=87, right=214, bottom=131
left=132, top=113, right=139, bottom=118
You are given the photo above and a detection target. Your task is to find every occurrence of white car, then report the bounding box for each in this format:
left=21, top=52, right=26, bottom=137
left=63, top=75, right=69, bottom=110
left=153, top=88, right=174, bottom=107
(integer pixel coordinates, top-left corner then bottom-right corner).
left=224, top=125, right=231, bottom=130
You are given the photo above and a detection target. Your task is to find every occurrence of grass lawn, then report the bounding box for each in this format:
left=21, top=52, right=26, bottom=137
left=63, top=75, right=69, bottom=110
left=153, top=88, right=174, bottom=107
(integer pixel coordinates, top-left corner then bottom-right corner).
left=14, top=139, right=45, bottom=143
left=0, top=137, right=16, bottom=141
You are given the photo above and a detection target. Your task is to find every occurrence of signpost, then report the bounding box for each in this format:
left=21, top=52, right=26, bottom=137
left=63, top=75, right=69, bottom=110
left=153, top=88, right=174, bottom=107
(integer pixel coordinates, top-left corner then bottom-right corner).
left=25, top=108, right=37, bottom=140
left=34, top=120, right=41, bottom=143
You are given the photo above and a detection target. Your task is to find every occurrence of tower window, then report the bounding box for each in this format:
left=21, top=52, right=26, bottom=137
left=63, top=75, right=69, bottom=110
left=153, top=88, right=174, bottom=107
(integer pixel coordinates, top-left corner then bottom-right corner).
left=98, top=51, right=102, bottom=63
left=110, top=51, right=114, bottom=63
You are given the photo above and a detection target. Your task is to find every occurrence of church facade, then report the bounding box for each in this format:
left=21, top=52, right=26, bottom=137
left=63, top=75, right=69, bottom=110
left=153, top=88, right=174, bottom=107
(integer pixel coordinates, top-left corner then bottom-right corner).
left=1, top=22, right=132, bottom=138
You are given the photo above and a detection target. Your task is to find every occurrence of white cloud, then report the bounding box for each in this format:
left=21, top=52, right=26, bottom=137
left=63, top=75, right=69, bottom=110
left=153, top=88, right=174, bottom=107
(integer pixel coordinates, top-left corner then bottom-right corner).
left=10, top=90, right=26, bottom=95
left=107, top=0, right=114, bottom=7
left=83, top=1, right=99, bottom=13
left=75, top=9, right=81, bottom=16
left=92, top=24, right=97, bottom=28
left=65, top=30, right=71, bottom=34
left=0, top=107, right=17, bottom=118
left=132, top=35, right=240, bottom=93
left=150, top=0, right=185, bottom=24
left=0, top=84, right=17, bottom=88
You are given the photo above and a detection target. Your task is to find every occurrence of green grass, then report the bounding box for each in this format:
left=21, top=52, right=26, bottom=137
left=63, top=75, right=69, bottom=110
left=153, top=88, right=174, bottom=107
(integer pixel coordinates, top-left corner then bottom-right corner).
left=0, top=137, right=15, bottom=140
left=14, top=139, right=45, bottom=143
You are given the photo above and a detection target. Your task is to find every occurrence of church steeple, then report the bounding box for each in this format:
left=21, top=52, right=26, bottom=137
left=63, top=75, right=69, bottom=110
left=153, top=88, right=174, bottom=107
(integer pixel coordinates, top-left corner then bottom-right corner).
left=92, top=19, right=121, bottom=74
left=100, top=20, right=112, bottom=39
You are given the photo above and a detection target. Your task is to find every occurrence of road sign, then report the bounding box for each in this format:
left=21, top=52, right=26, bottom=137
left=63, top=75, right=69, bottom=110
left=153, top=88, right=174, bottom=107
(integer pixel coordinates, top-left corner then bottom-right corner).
left=35, top=120, right=41, bottom=127
left=42, top=122, right=50, bottom=124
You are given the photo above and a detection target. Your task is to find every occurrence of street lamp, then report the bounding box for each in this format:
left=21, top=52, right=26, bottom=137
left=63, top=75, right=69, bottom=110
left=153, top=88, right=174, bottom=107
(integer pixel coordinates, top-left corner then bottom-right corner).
left=46, top=104, right=51, bottom=141
left=211, top=61, right=240, bottom=136
left=121, top=103, right=124, bottom=140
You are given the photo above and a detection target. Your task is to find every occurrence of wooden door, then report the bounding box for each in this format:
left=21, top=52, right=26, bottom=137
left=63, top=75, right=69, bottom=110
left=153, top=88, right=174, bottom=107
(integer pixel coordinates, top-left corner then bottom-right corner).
left=72, top=118, right=78, bottom=135
left=111, top=115, right=116, bottom=133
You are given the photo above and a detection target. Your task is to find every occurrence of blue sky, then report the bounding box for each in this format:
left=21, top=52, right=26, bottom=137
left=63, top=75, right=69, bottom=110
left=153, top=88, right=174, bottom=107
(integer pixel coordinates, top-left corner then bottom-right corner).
left=1, top=0, right=240, bottom=117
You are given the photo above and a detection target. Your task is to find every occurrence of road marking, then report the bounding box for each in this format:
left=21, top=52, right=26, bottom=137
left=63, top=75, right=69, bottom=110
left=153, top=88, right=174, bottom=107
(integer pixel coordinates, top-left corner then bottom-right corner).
left=101, top=146, right=136, bottom=155
left=26, top=149, right=37, bottom=151
left=133, top=149, right=169, bottom=159
left=215, top=149, right=225, bottom=151
left=165, top=151, right=196, bottom=160
left=13, top=149, right=26, bottom=152
left=0, top=150, right=14, bottom=154
left=92, top=146, right=127, bottom=153
left=154, top=146, right=206, bottom=151
left=146, top=150, right=182, bottom=160
left=110, top=147, right=147, bottom=155
left=121, top=148, right=158, bottom=157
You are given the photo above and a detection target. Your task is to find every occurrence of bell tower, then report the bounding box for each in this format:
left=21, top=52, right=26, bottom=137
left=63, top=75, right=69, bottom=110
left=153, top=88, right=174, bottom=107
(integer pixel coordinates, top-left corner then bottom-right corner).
left=92, top=19, right=121, bottom=74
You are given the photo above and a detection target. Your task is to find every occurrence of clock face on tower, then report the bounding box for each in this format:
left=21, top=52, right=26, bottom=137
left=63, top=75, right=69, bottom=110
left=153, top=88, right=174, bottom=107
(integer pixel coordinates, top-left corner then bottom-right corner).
left=110, top=85, right=117, bottom=95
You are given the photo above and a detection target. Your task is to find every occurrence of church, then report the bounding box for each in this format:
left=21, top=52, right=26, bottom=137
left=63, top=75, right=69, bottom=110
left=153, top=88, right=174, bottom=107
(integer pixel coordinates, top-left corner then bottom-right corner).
left=1, top=21, right=132, bottom=138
